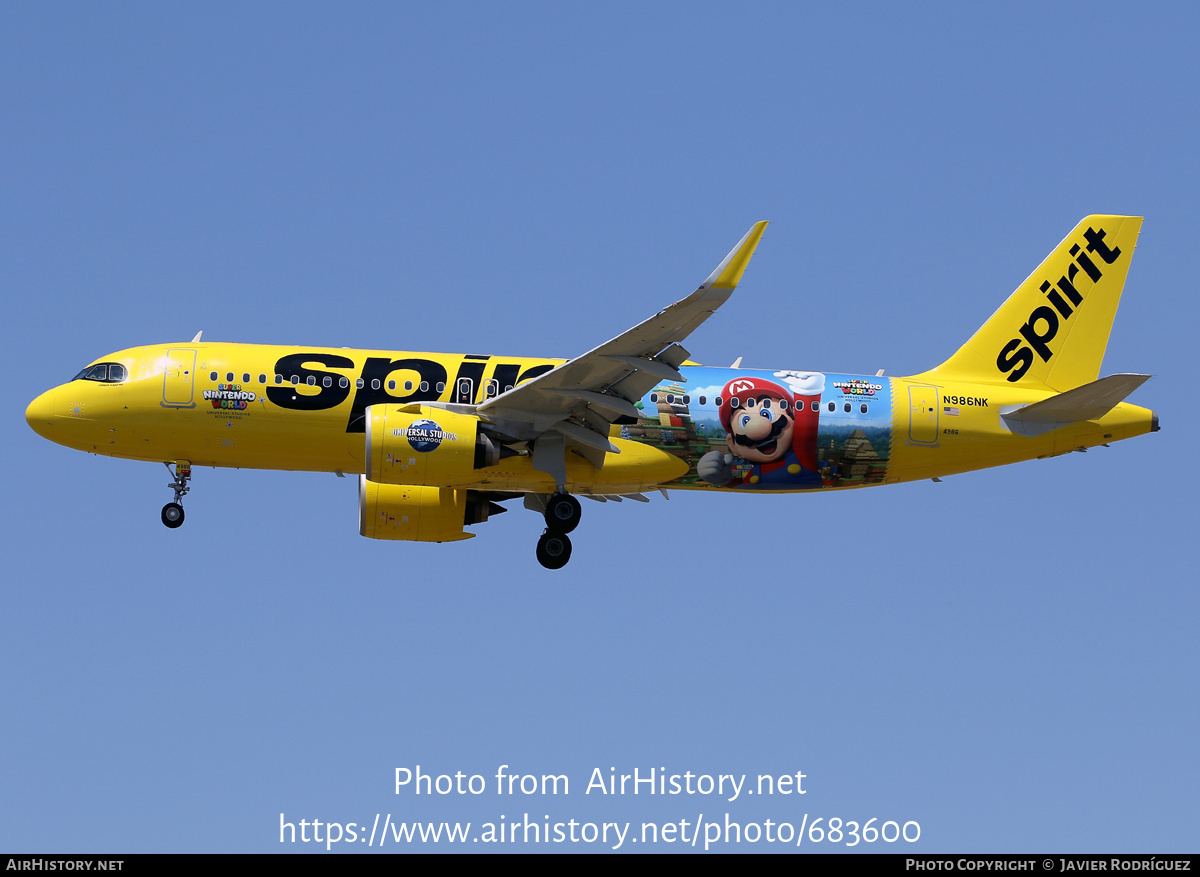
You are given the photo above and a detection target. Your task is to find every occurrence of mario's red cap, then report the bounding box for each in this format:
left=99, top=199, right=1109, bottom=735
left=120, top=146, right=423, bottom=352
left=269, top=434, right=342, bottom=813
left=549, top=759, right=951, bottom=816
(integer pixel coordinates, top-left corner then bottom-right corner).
left=718, top=377, right=794, bottom=431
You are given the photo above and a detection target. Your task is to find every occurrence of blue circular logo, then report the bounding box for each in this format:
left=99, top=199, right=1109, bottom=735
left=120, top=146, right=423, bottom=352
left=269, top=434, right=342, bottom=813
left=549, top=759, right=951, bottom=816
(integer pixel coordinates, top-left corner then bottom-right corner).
left=405, top=419, right=444, bottom=452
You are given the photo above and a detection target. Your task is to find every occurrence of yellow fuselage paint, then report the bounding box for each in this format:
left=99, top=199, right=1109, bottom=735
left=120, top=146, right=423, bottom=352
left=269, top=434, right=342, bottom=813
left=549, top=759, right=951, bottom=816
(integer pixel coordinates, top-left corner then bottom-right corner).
left=27, top=342, right=1154, bottom=495
left=886, top=377, right=1152, bottom=484
left=28, top=342, right=557, bottom=472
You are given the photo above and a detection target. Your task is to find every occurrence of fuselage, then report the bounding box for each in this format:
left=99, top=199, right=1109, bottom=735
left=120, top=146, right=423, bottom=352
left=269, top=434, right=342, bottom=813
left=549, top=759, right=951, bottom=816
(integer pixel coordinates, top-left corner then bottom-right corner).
left=25, top=342, right=1156, bottom=493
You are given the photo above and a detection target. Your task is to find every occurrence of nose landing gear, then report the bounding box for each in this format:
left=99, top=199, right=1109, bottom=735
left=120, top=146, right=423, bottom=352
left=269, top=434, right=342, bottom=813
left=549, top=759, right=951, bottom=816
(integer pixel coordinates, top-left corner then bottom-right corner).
left=161, top=461, right=191, bottom=529
left=535, top=491, right=582, bottom=570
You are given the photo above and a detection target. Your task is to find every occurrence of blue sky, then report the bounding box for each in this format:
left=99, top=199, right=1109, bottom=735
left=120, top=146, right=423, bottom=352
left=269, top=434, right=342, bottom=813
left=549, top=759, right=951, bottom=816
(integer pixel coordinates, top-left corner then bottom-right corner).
left=3, top=2, right=1197, bottom=853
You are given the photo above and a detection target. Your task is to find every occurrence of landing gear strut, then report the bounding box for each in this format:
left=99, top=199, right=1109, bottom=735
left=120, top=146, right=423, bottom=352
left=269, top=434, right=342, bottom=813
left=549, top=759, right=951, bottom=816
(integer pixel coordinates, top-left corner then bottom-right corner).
left=161, top=461, right=191, bottom=529
left=535, top=491, right=581, bottom=569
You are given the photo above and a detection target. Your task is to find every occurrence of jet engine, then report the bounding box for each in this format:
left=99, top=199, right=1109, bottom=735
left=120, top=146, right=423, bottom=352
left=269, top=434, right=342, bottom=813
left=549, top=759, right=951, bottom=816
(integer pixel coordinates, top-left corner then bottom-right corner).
left=364, top=404, right=500, bottom=487
left=358, top=477, right=505, bottom=542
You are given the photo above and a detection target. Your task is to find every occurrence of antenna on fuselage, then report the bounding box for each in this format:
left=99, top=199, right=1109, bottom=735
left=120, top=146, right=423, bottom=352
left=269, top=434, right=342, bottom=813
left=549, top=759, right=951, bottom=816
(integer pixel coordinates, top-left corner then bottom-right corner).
left=191, top=331, right=203, bottom=343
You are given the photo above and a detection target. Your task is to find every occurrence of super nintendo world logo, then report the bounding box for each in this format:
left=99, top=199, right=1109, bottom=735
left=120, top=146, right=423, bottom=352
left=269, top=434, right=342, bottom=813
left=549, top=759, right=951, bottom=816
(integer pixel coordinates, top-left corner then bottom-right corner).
left=204, top=384, right=257, bottom=410
left=834, top=379, right=882, bottom=396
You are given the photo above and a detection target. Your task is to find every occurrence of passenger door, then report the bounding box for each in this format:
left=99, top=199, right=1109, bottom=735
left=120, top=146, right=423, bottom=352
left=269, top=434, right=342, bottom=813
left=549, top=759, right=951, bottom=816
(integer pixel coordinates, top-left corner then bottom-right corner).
left=162, top=349, right=197, bottom=408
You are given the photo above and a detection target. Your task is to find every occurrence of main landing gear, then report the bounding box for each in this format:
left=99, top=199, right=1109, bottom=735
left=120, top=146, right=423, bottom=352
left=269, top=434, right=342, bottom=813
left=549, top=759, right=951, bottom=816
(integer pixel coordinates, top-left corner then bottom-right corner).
left=161, top=461, right=191, bottom=529
left=535, top=492, right=581, bottom=570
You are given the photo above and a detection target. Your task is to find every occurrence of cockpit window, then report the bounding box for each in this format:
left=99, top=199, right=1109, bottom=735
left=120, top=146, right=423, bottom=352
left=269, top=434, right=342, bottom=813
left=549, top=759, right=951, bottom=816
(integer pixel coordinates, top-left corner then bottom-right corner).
left=72, top=362, right=127, bottom=383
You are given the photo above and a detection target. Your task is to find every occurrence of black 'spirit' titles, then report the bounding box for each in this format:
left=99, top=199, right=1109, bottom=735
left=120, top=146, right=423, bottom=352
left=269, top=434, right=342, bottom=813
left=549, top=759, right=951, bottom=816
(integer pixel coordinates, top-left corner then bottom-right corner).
left=266, top=354, right=558, bottom=432
left=995, top=227, right=1122, bottom=382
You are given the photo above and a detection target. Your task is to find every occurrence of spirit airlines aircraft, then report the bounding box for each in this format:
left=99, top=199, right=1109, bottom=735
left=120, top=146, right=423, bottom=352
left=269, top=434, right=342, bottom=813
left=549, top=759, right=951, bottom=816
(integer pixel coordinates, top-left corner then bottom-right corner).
left=26, top=215, right=1157, bottom=569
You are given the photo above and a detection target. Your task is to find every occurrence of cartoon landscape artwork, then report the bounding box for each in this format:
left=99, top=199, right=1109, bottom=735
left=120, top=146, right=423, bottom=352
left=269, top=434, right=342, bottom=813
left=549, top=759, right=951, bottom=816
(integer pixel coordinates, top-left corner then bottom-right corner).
left=622, top=367, right=893, bottom=491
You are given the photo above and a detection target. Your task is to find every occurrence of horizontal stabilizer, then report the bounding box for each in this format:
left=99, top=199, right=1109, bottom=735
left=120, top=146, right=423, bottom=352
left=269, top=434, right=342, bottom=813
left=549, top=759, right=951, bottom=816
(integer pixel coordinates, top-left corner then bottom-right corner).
left=1000, top=373, right=1150, bottom=436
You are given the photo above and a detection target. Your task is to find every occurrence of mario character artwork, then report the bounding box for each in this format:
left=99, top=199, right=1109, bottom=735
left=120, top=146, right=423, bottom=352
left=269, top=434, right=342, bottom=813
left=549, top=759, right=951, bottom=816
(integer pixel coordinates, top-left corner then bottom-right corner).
left=697, top=372, right=825, bottom=489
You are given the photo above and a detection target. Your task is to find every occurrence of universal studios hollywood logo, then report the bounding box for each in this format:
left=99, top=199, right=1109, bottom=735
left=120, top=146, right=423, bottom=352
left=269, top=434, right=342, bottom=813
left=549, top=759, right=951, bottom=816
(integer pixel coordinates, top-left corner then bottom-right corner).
left=394, top=419, right=457, bottom=452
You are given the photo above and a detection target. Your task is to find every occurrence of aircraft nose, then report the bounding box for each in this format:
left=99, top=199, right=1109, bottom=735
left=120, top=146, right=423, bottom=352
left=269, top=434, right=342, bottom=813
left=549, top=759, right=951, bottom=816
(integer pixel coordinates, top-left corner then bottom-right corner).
left=26, top=388, right=60, bottom=438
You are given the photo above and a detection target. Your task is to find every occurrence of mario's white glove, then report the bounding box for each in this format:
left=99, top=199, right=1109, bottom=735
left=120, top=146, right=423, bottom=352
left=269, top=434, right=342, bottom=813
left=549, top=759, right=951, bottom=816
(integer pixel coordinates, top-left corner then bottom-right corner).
left=773, top=370, right=825, bottom=397
left=697, top=451, right=735, bottom=486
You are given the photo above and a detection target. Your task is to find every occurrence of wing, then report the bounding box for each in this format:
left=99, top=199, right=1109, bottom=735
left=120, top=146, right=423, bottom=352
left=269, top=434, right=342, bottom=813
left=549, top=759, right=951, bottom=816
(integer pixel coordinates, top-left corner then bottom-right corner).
left=477, top=221, right=768, bottom=479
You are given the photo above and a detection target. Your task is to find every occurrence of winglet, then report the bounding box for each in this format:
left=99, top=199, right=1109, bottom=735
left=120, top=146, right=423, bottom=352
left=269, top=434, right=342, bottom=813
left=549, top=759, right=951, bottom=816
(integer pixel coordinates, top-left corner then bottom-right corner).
left=702, top=221, right=768, bottom=290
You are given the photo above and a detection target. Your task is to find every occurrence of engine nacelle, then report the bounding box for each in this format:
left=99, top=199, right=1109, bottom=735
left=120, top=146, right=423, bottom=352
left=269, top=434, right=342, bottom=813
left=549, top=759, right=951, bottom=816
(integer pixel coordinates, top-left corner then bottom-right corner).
left=365, top=404, right=499, bottom=487
left=358, top=477, right=502, bottom=542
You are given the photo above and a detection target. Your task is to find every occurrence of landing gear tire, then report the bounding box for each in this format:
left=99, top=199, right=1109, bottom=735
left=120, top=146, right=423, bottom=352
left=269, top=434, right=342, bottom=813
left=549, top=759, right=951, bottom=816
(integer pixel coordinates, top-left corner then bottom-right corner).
left=536, top=529, right=572, bottom=570
left=161, top=502, right=185, bottom=529
left=544, top=493, right=581, bottom=534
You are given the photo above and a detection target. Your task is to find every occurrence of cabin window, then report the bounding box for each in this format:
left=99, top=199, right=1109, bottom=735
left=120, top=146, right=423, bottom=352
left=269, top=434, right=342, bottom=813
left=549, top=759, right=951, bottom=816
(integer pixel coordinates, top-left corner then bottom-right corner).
left=843, top=402, right=851, bottom=413
left=322, top=376, right=332, bottom=388
left=356, top=378, right=364, bottom=389
left=371, top=379, right=380, bottom=390
left=275, top=374, right=283, bottom=384
left=226, top=372, right=234, bottom=382
left=683, top=395, right=691, bottom=405
left=811, top=401, right=819, bottom=412
left=780, top=399, right=789, bottom=410
left=420, top=381, right=429, bottom=392
left=699, top=395, right=707, bottom=406
left=486, top=380, right=498, bottom=397
left=828, top=402, right=835, bottom=412
left=404, top=380, right=413, bottom=391
left=650, top=393, right=658, bottom=403
left=307, top=376, right=316, bottom=386
left=258, top=374, right=266, bottom=384
left=242, top=373, right=250, bottom=384
left=436, top=381, right=446, bottom=393
left=210, top=371, right=218, bottom=381
left=729, top=397, right=740, bottom=408
left=290, top=375, right=299, bottom=385
left=860, top=403, right=868, bottom=414
left=504, top=384, right=513, bottom=392
left=339, top=377, right=349, bottom=388
left=714, top=396, right=722, bottom=407
left=387, top=379, right=396, bottom=391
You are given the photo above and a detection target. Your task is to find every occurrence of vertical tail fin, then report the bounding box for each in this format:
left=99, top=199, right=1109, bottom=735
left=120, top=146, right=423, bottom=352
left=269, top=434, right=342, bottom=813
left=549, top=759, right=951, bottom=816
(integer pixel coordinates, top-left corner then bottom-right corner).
left=923, top=215, right=1143, bottom=391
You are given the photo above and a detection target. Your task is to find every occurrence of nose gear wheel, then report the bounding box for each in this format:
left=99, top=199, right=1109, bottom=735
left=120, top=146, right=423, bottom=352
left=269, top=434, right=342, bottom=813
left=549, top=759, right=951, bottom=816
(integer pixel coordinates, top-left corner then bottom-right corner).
left=161, top=502, right=185, bottom=528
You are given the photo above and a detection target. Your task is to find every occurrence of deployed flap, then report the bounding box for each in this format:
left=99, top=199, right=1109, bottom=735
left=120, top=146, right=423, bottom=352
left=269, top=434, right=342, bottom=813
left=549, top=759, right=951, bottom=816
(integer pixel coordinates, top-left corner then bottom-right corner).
left=478, top=222, right=768, bottom=466
left=1000, top=373, right=1150, bottom=436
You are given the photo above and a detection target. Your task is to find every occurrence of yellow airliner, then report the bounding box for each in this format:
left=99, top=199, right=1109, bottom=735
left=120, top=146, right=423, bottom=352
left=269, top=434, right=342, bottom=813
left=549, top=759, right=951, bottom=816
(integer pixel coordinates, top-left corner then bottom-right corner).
left=26, top=215, right=1157, bottom=568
